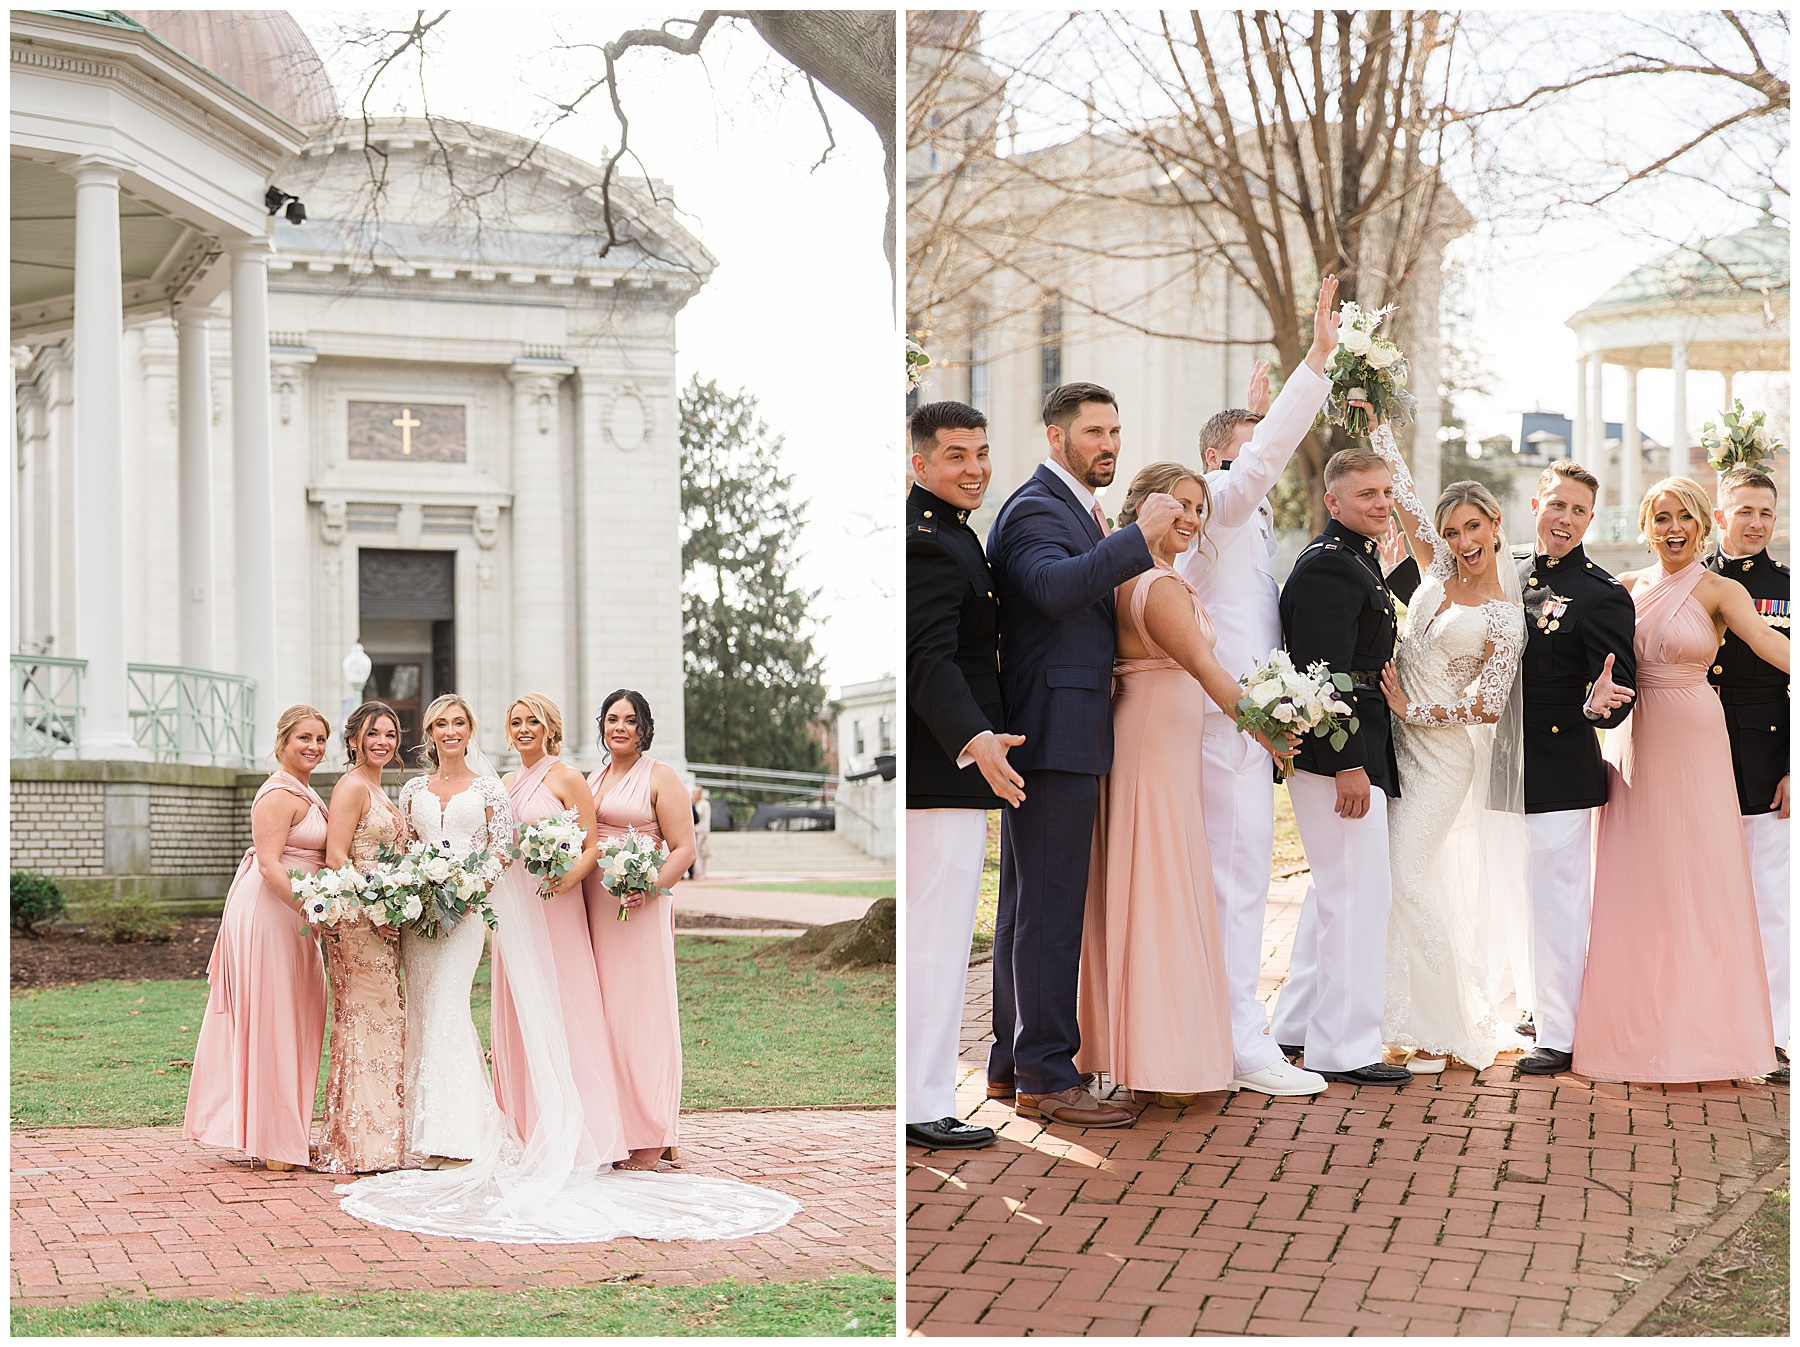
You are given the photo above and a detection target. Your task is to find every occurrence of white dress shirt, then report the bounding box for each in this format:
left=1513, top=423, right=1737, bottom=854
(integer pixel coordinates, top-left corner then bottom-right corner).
left=1176, top=362, right=1331, bottom=702
left=1042, top=454, right=1102, bottom=520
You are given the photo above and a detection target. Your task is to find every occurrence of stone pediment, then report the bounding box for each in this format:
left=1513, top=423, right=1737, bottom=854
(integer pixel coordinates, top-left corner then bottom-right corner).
left=269, top=116, right=714, bottom=294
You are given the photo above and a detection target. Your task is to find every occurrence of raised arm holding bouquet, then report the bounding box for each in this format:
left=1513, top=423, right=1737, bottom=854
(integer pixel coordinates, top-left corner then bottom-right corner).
left=1320, top=300, right=1416, bottom=441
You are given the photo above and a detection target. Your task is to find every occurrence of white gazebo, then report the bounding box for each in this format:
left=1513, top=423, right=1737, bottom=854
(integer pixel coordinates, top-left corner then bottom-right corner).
left=1565, top=211, right=1789, bottom=533
left=12, top=10, right=322, bottom=758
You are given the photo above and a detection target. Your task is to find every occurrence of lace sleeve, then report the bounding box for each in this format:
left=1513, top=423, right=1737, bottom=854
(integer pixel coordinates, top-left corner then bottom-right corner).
left=475, top=775, right=516, bottom=853
left=1402, top=601, right=1526, bottom=726
left=1370, top=423, right=1453, bottom=581
left=397, top=776, right=427, bottom=845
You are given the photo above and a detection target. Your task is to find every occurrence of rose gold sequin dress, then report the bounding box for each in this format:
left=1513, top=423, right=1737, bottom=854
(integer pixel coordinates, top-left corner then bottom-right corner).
left=313, top=788, right=408, bottom=1173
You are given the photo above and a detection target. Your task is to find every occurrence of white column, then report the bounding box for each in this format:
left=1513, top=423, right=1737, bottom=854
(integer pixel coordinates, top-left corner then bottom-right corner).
left=174, top=305, right=217, bottom=670
left=1621, top=365, right=1641, bottom=515
left=1573, top=354, right=1590, bottom=463
left=69, top=156, right=145, bottom=758
left=1671, top=340, right=1691, bottom=478
left=10, top=348, right=25, bottom=654
left=1586, top=353, right=1607, bottom=509
left=228, top=236, right=278, bottom=753
left=508, top=362, right=572, bottom=714
left=1722, top=369, right=1735, bottom=416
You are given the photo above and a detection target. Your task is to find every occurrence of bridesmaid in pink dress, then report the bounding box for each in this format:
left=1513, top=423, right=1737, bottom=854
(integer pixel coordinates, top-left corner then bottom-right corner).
left=584, top=689, right=698, bottom=1170
left=184, top=706, right=333, bottom=1170
left=1574, top=478, right=1790, bottom=1083
left=491, top=694, right=627, bottom=1163
left=1076, top=467, right=1285, bottom=1105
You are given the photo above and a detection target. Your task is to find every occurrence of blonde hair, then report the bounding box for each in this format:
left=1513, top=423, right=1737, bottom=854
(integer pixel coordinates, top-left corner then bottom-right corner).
left=1433, top=480, right=1504, bottom=551
left=1638, top=476, right=1716, bottom=546
left=417, top=694, right=477, bottom=771
left=1537, top=459, right=1599, bottom=500
left=506, top=693, right=564, bottom=756
left=1323, top=447, right=1391, bottom=494
left=1118, top=462, right=1211, bottom=557
left=270, top=703, right=331, bottom=765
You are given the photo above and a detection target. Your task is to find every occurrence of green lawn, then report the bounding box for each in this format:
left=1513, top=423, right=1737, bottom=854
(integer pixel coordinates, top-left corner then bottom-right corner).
left=10, top=1276, right=895, bottom=1337
left=1637, top=1184, right=1789, bottom=1337
left=11, top=937, right=892, bottom=1127
left=729, top=880, right=895, bottom=899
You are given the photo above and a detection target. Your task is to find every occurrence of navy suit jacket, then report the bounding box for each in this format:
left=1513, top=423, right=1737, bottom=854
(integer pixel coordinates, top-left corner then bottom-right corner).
left=988, top=464, right=1155, bottom=776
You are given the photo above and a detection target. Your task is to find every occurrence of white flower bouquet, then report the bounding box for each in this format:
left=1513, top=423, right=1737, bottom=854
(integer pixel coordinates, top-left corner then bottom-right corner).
left=1234, top=649, right=1360, bottom=780
left=1702, top=399, right=1786, bottom=473
left=906, top=336, right=931, bottom=393
left=371, top=837, right=501, bottom=939
left=290, top=863, right=370, bottom=935
left=1320, top=299, right=1417, bottom=439
left=506, top=808, right=585, bottom=897
left=597, top=827, right=671, bottom=922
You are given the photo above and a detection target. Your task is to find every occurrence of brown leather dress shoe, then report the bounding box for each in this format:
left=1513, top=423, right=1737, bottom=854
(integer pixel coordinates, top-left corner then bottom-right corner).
left=1015, top=1086, right=1134, bottom=1128
left=988, top=1073, right=1096, bottom=1102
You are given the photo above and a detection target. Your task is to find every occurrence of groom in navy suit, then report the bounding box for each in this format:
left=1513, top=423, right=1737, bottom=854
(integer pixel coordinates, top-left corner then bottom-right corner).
left=986, top=381, right=1182, bottom=1127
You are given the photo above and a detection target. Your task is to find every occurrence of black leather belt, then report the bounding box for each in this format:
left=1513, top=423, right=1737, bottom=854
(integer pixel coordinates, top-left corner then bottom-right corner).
left=1347, top=669, right=1383, bottom=692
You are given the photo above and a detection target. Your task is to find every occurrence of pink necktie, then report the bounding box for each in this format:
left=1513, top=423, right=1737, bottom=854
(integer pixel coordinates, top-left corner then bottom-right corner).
left=1091, top=504, right=1110, bottom=537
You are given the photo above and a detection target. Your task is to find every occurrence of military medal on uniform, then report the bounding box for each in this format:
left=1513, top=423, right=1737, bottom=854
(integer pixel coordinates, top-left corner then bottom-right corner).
left=1537, top=592, right=1571, bottom=632
left=1755, top=597, right=1790, bottom=629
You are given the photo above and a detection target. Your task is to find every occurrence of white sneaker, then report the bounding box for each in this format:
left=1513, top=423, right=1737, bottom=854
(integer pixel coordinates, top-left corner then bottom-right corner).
left=1229, top=1059, right=1328, bottom=1096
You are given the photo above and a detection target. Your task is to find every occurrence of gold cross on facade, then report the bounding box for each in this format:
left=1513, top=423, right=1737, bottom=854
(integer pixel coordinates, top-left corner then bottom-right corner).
left=392, top=407, right=421, bottom=455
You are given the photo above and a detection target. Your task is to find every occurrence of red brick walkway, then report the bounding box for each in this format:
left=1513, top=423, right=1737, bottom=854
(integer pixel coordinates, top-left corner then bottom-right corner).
left=13, top=1109, right=894, bottom=1306
left=908, top=877, right=1789, bottom=1336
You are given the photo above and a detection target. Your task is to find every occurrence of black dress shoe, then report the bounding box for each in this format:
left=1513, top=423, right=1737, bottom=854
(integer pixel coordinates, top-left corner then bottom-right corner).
left=1517, top=1047, right=1573, bottom=1075
left=1314, top=1062, right=1411, bottom=1086
left=1514, top=1013, right=1536, bottom=1038
left=1769, top=1047, right=1789, bottom=1084
left=906, top=1118, right=997, bottom=1150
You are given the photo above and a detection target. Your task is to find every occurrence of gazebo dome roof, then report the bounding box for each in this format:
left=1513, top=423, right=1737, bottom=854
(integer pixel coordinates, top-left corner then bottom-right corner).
left=122, top=9, right=338, bottom=130
left=1583, top=215, right=1788, bottom=315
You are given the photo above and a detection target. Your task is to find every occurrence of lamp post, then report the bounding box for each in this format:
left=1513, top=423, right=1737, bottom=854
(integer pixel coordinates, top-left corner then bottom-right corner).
left=339, top=643, right=373, bottom=765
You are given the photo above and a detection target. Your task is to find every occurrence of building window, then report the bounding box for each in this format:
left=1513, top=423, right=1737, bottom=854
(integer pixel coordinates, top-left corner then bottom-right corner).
left=878, top=714, right=892, bottom=753
left=968, top=309, right=989, bottom=414
left=1040, top=300, right=1063, bottom=398
left=853, top=721, right=865, bottom=755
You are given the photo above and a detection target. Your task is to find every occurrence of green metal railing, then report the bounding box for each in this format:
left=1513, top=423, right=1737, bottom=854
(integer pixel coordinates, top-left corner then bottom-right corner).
left=11, top=654, right=85, bottom=758
left=127, top=663, right=257, bottom=766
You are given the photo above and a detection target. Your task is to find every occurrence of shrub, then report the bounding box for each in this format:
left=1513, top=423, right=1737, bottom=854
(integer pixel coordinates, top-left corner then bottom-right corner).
left=11, top=870, right=67, bottom=936
left=70, top=893, right=177, bottom=944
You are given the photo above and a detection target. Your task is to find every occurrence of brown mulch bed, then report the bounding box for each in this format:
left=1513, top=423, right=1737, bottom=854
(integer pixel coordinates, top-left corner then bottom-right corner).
left=10, top=912, right=805, bottom=991
left=10, top=919, right=221, bottom=989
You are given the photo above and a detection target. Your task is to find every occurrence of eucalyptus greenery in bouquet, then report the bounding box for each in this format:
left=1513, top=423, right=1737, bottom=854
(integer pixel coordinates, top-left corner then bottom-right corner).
left=372, top=837, right=501, bottom=939
left=1701, top=399, right=1786, bottom=474
left=1320, top=300, right=1416, bottom=440
left=506, top=808, right=585, bottom=897
left=597, top=827, right=671, bottom=922
left=290, top=863, right=370, bottom=936
left=1233, top=649, right=1359, bottom=780
left=906, top=336, right=931, bottom=393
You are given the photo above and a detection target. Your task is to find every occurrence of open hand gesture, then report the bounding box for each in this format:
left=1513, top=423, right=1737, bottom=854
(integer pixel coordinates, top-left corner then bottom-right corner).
left=1585, top=653, right=1635, bottom=718
left=1305, top=274, right=1341, bottom=371
left=1245, top=361, right=1271, bottom=417
left=1379, top=659, right=1411, bottom=720
left=1376, top=519, right=1409, bottom=572
left=969, top=732, right=1027, bottom=808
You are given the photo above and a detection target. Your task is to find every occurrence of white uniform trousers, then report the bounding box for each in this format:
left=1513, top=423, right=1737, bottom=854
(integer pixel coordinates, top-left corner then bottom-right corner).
left=1267, top=770, right=1391, bottom=1074
left=905, top=808, right=989, bottom=1124
left=1525, top=809, right=1593, bottom=1054
left=1201, top=713, right=1285, bottom=1074
left=1744, top=811, right=1790, bottom=1047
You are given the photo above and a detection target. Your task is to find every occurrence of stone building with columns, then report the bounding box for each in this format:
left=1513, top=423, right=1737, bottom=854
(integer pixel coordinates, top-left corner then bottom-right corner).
left=13, top=10, right=708, bottom=773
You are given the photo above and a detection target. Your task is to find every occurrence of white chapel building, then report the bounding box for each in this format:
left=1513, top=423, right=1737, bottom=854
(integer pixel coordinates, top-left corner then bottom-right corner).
left=13, top=10, right=710, bottom=770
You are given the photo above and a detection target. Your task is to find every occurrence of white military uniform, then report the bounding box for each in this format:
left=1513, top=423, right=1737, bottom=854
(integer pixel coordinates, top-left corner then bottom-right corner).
left=1175, top=363, right=1330, bottom=1075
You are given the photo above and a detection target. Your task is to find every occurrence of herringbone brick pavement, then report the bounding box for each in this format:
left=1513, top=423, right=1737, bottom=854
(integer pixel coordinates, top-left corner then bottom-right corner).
left=908, top=877, right=1789, bottom=1336
left=13, top=1109, right=895, bottom=1306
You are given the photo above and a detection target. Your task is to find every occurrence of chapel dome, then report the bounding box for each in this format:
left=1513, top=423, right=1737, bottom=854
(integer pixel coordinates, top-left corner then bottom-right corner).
left=1583, top=213, right=1789, bottom=314
left=124, top=10, right=338, bottom=130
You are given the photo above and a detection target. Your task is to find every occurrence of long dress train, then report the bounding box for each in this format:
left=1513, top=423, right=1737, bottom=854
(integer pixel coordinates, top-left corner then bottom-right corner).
left=1572, top=560, right=1775, bottom=1082
left=183, top=772, right=329, bottom=1167
left=585, top=754, right=683, bottom=1152
left=1074, top=565, right=1234, bottom=1094
left=491, top=755, right=627, bottom=1162
left=314, top=788, right=407, bottom=1174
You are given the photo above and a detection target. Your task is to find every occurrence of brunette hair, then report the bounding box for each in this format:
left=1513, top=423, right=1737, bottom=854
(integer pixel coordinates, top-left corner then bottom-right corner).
left=1323, top=447, right=1392, bottom=494
left=597, top=689, right=655, bottom=753
left=1536, top=459, right=1599, bottom=500
left=270, top=704, right=331, bottom=765
left=909, top=400, right=988, bottom=458
left=343, top=700, right=401, bottom=767
left=506, top=693, right=564, bottom=755
left=1433, top=480, right=1505, bottom=549
left=417, top=693, right=477, bottom=771
left=1718, top=465, right=1779, bottom=502
left=1637, top=476, right=1716, bottom=545
left=1041, top=381, right=1116, bottom=437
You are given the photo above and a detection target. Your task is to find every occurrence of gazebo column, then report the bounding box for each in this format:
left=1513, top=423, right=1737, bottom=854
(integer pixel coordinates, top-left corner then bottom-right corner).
left=1621, top=367, right=1641, bottom=513
left=174, top=303, right=217, bottom=671
left=1573, top=354, right=1590, bottom=463
left=1722, top=369, right=1735, bottom=413
left=1586, top=353, right=1607, bottom=508
left=1670, top=340, right=1691, bottom=478
left=228, top=236, right=278, bottom=754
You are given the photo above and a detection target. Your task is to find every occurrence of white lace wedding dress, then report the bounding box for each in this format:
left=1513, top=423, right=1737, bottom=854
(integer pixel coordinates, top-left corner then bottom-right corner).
left=1373, top=429, right=1530, bottom=1070
left=337, top=765, right=800, bottom=1244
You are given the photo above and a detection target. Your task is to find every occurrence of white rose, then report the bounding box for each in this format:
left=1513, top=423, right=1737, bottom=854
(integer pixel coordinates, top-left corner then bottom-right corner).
left=1366, top=341, right=1400, bottom=370
left=403, top=896, right=423, bottom=921
left=1250, top=681, right=1282, bottom=707
left=423, top=857, right=452, bottom=884
left=1341, top=326, right=1372, bottom=356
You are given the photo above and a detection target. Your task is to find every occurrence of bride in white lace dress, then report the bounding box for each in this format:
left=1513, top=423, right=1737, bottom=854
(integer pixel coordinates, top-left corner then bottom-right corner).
left=338, top=694, right=799, bottom=1243
left=1368, top=423, right=1530, bottom=1072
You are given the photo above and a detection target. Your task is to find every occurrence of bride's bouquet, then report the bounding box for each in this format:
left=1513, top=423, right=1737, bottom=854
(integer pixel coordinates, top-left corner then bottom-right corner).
left=372, top=837, right=502, bottom=939
left=597, top=828, right=671, bottom=922
left=290, top=863, right=371, bottom=935
left=1320, top=300, right=1416, bottom=439
left=906, top=336, right=931, bottom=393
left=1702, top=399, right=1786, bottom=473
left=1234, top=649, right=1359, bottom=780
left=506, top=808, right=585, bottom=897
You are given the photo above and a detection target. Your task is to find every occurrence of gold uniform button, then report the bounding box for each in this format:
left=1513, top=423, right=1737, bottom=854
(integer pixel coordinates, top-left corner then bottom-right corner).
left=1551, top=725, right=1561, bottom=734
left=1713, top=664, right=1723, bottom=674
left=1528, top=577, right=1539, bottom=587
left=923, top=510, right=933, bottom=518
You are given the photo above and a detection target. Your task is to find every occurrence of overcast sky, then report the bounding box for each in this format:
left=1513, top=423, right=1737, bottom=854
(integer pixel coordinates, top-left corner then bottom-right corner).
left=296, top=9, right=896, bottom=696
